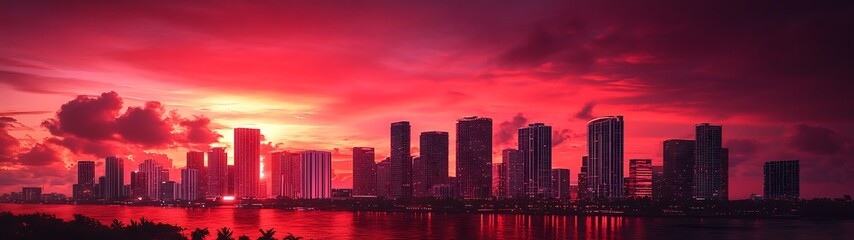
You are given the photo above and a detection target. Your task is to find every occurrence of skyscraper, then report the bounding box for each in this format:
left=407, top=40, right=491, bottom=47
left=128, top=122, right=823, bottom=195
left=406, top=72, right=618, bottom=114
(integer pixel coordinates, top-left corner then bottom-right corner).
left=390, top=121, right=412, bottom=200
left=492, top=163, right=507, bottom=198
left=519, top=123, right=552, bottom=198
left=416, top=131, right=449, bottom=197
left=627, top=159, right=653, bottom=198
left=138, top=159, right=164, bottom=200
left=587, top=116, right=624, bottom=200
left=578, top=156, right=589, bottom=200
left=764, top=160, right=799, bottom=200
left=181, top=168, right=198, bottom=200
left=234, top=128, right=261, bottom=198
left=503, top=149, right=524, bottom=199
left=376, top=158, right=391, bottom=198
left=651, top=166, right=664, bottom=201
left=159, top=181, right=179, bottom=201
left=280, top=151, right=301, bottom=198
left=663, top=139, right=695, bottom=202
left=75, top=161, right=95, bottom=200
left=207, top=147, right=228, bottom=197
left=551, top=168, right=570, bottom=200
left=186, top=151, right=206, bottom=200
left=271, top=151, right=284, bottom=197
left=722, top=148, right=729, bottom=201
left=694, top=123, right=724, bottom=201
left=456, top=116, right=492, bottom=199
left=300, top=150, right=332, bottom=199
left=22, top=187, right=42, bottom=202
left=352, top=147, right=377, bottom=196
left=130, top=171, right=147, bottom=199
left=105, top=156, right=124, bottom=200
left=227, top=165, right=235, bottom=195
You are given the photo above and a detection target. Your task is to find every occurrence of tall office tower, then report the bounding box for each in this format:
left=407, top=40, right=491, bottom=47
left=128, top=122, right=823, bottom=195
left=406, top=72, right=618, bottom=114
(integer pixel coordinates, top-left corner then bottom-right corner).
left=207, top=147, right=228, bottom=197
left=300, top=150, right=332, bottom=199
left=376, top=158, right=391, bottom=198
left=456, top=116, right=493, bottom=199
left=694, top=123, right=724, bottom=201
left=280, top=151, right=301, bottom=198
left=22, top=187, right=42, bottom=202
left=159, top=181, right=179, bottom=201
left=181, top=168, right=198, bottom=200
left=186, top=151, right=207, bottom=199
left=390, top=121, right=412, bottom=200
left=412, top=156, right=425, bottom=197
left=578, top=156, right=589, bottom=200
left=105, top=156, right=124, bottom=200
left=551, top=168, right=571, bottom=200
left=764, top=160, right=800, bottom=200
left=663, top=139, right=695, bottom=202
left=234, top=128, right=261, bottom=198
left=138, top=159, right=164, bottom=200
left=227, top=165, right=235, bottom=195
left=161, top=169, right=170, bottom=182
left=492, top=163, right=507, bottom=198
left=271, top=151, right=284, bottom=197
left=503, top=149, right=524, bottom=199
left=352, top=147, right=377, bottom=196
left=97, top=176, right=105, bottom=199
left=130, top=171, right=148, bottom=199
left=627, top=159, right=653, bottom=198
left=519, top=123, right=553, bottom=198
left=75, top=161, right=96, bottom=199
left=587, top=116, right=625, bottom=200
left=722, top=148, right=729, bottom=201
left=651, top=166, right=664, bottom=201
left=416, top=131, right=449, bottom=197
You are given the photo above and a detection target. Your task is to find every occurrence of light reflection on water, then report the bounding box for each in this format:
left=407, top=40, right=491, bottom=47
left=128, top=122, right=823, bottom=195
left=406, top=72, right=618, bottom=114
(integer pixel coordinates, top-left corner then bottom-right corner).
left=1, top=204, right=851, bottom=239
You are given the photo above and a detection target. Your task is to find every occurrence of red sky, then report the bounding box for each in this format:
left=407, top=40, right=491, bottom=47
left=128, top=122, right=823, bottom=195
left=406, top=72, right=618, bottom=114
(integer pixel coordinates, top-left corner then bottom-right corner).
left=1, top=1, right=852, bottom=199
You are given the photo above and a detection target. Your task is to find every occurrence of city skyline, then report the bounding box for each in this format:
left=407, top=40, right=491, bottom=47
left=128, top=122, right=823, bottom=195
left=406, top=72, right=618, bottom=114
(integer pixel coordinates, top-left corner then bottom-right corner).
left=0, top=1, right=851, bottom=200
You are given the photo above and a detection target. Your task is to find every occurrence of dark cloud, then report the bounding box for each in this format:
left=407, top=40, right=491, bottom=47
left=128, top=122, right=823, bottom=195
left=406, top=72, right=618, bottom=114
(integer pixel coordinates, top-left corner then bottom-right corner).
left=179, top=116, right=223, bottom=145
left=574, top=102, right=596, bottom=120
left=17, top=143, right=63, bottom=166
left=552, top=129, right=571, bottom=147
left=42, top=91, right=123, bottom=140
left=787, top=124, right=847, bottom=155
left=725, top=138, right=761, bottom=168
left=494, top=113, right=528, bottom=147
left=0, top=111, right=52, bottom=116
left=115, top=101, right=174, bottom=147
left=0, top=117, right=21, bottom=162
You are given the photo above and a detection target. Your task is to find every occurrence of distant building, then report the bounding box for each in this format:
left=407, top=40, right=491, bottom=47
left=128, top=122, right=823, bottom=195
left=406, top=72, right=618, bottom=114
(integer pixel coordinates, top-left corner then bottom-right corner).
left=722, top=148, right=729, bottom=201
left=130, top=171, right=148, bottom=200
left=105, top=156, right=124, bottom=200
left=75, top=161, right=96, bottom=200
left=376, top=158, right=391, bottom=198
left=97, top=176, right=105, bottom=199
left=626, top=159, right=653, bottom=198
left=416, top=131, right=449, bottom=197
left=651, top=166, right=664, bottom=201
left=300, top=150, right=332, bottom=199
left=430, top=184, right=458, bottom=199
left=352, top=147, right=377, bottom=196
left=331, top=188, right=353, bottom=199
left=764, top=160, right=799, bottom=200
left=694, top=123, right=725, bottom=201
left=519, top=123, right=552, bottom=198
left=186, top=151, right=207, bottom=199
left=227, top=165, right=235, bottom=195
left=181, top=168, right=199, bottom=200
left=492, top=163, right=507, bottom=198
left=159, top=181, right=179, bottom=201
left=280, top=152, right=301, bottom=198
left=390, top=121, right=412, bottom=200
left=208, top=147, right=228, bottom=198
left=663, top=139, right=695, bottom=202
left=234, top=128, right=261, bottom=198
left=139, top=159, right=164, bottom=200
left=456, top=116, right=492, bottom=199
left=578, top=156, right=589, bottom=200
left=22, top=187, right=42, bottom=202
left=551, top=168, right=570, bottom=200
left=503, top=149, right=524, bottom=199
left=587, top=116, right=624, bottom=200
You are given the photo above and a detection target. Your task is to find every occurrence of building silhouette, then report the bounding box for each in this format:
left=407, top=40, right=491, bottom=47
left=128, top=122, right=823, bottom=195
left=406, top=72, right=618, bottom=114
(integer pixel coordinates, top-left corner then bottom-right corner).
left=226, top=165, right=235, bottom=195
left=519, top=123, right=552, bottom=198
left=416, top=131, right=449, bottom=197
left=694, top=123, right=724, bottom=201
left=587, top=116, right=624, bottom=200
left=390, top=121, right=412, bottom=200
left=22, top=187, right=41, bottom=202
left=105, top=156, right=124, bottom=200
left=159, top=181, right=179, bottom=201
left=503, top=149, right=524, bottom=199
left=138, top=159, right=164, bottom=200
left=271, top=151, right=284, bottom=197
left=300, top=150, right=332, bottom=199
left=234, top=128, right=261, bottom=198
left=456, top=116, right=493, bottom=199
left=651, top=165, right=664, bottom=201
left=764, top=160, right=800, bottom=200
left=578, top=156, right=589, bottom=200
left=627, top=159, right=653, bottom=198
left=186, top=151, right=206, bottom=200
left=74, top=161, right=95, bottom=200
left=130, top=171, right=147, bottom=200
left=181, top=168, right=198, bottom=200
left=722, top=147, right=729, bottom=201
left=207, top=147, right=228, bottom=198
left=352, top=147, right=377, bottom=196
left=376, top=158, right=391, bottom=198
left=280, top=151, right=301, bottom=198
left=551, top=168, right=570, bottom=200
left=663, top=139, right=695, bottom=202
left=492, top=163, right=507, bottom=198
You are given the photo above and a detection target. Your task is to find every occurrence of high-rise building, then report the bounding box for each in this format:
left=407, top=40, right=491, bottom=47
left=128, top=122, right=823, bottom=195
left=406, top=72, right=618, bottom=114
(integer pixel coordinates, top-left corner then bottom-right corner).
left=722, top=148, right=729, bottom=201
left=456, top=116, right=492, bottom=199
left=97, top=176, right=105, bottom=199
left=300, top=150, right=332, bottom=199
left=587, top=116, right=624, bottom=200
left=492, top=163, right=507, bottom=198
left=234, top=128, right=261, bottom=199
left=138, top=159, right=164, bottom=200
left=352, top=147, right=377, bottom=196
left=159, top=181, right=179, bottom=201
left=764, top=160, right=799, bottom=200
left=412, top=156, right=425, bottom=197
left=181, top=168, right=198, bottom=200
left=75, top=161, right=96, bottom=200
left=259, top=180, right=267, bottom=199
left=227, top=165, right=235, bottom=195
left=22, top=187, right=42, bottom=202
left=519, top=123, right=552, bottom=198
left=551, top=168, right=570, bottom=200
left=390, top=121, right=412, bottom=200
left=416, top=131, right=449, bottom=197
left=503, top=149, right=524, bottom=199
left=271, top=151, right=284, bottom=197
left=578, top=156, right=589, bottom=200
left=376, top=158, right=391, bottom=198
left=186, top=151, right=207, bottom=200
left=694, top=123, right=724, bottom=201
left=651, top=166, right=664, bottom=201
left=280, top=151, right=301, bottom=198
left=663, top=139, right=695, bottom=202
left=105, top=156, right=124, bottom=200
left=130, top=171, right=148, bottom=200
left=627, top=159, right=653, bottom=198
left=207, top=147, right=228, bottom=198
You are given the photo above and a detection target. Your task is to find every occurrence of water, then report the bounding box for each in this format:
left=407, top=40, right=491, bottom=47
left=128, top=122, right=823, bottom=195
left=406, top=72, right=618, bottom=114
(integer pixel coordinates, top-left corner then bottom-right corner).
left=1, top=203, right=851, bottom=239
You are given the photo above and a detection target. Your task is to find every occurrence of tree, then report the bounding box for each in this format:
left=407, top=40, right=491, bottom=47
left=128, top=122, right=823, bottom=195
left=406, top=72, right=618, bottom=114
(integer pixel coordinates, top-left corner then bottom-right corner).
left=238, top=235, right=250, bottom=240
left=282, top=233, right=303, bottom=240
left=216, top=227, right=235, bottom=240
left=258, top=228, right=277, bottom=240
left=192, top=227, right=211, bottom=240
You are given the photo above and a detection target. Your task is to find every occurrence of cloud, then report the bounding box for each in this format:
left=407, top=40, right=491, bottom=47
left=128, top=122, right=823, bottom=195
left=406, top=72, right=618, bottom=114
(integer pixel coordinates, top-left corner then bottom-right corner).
left=574, top=102, right=596, bottom=120
left=787, top=124, right=848, bottom=155
left=552, top=129, right=571, bottom=147
left=17, top=143, right=65, bottom=166
left=494, top=113, right=527, bottom=147
left=0, top=117, right=21, bottom=162
left=42, top=91, right=123, bottom=140
left=725, top=138, right=761, bottom=168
